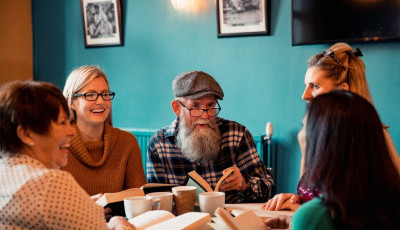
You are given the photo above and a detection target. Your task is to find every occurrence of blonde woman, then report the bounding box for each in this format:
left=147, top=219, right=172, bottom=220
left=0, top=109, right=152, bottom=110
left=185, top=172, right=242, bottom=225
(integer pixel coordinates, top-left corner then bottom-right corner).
left=302, top=42, right=399, bottom=174
left=62, top=66, right=146, bottom=198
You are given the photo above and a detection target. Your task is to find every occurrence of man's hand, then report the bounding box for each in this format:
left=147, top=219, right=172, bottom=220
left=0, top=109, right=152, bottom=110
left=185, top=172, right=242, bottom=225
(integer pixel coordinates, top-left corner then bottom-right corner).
left=264, top=215, right=292, bottom=229
left=107, top=216, right=136, bottom=230
left=218, top=166, right=248, bottom=192
left=261, top=193, right=300, bottom=211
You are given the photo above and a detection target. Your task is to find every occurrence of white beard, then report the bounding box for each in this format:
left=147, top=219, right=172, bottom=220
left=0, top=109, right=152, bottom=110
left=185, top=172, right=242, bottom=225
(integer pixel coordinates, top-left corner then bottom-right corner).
left=177, top=113, right=221, bottom=163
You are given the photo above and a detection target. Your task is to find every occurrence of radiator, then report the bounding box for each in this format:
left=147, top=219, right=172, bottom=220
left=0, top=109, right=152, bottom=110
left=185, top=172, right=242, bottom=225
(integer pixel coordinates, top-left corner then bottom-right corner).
left=130, top=130, right=155, bottom=176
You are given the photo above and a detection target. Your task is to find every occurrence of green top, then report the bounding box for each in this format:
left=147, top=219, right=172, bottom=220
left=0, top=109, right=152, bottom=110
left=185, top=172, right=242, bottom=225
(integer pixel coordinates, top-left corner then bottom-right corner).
left=292, top=197, right=335, bottom=230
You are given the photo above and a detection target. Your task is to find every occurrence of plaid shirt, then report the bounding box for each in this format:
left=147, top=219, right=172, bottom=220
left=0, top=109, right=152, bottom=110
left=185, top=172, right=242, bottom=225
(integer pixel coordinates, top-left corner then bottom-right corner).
left=147, top=117, right=274, bottom=203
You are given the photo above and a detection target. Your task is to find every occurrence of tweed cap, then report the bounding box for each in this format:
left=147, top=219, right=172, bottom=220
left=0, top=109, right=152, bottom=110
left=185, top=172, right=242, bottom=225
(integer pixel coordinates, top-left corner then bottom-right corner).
left=172, top=71, right=224, bottom=100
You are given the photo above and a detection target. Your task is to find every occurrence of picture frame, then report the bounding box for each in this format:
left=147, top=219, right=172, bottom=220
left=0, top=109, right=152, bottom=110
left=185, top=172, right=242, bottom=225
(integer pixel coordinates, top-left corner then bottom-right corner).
left=217, top=0, right=270, bottom=37
left=80, top=0, right=123, bottom=48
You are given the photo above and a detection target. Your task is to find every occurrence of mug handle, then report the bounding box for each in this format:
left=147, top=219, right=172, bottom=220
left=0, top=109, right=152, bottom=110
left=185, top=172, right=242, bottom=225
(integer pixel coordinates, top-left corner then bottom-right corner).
left=151, top=198, right=161, bottom=210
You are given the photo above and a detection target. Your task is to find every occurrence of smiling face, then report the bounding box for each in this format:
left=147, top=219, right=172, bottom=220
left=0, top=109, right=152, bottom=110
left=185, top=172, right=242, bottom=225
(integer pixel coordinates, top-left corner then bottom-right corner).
left=71, top=77, right=112, bottom=127
left=30, top=108, right=75, bottom=169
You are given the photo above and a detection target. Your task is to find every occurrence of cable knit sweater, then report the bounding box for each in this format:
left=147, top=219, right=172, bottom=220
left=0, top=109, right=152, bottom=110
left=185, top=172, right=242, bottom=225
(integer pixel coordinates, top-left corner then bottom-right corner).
left=62, top=122, right=146, bottom=196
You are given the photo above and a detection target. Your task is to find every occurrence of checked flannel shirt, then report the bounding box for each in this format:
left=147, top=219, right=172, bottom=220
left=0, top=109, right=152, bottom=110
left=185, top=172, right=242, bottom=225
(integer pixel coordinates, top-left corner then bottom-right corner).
left=146, top=117, right=274, bottom=203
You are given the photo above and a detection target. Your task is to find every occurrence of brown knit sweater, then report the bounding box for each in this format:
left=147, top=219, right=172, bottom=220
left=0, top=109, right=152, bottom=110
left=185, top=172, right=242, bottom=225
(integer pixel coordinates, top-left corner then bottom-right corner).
left=62, top=122, right=146, bottom=196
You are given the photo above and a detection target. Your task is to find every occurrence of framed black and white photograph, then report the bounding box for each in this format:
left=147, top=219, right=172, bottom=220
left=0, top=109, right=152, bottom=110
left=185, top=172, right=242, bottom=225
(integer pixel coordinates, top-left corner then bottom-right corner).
left=217, top=0, right=270, bottom=37
left=81, top=0, right=123, bottom=48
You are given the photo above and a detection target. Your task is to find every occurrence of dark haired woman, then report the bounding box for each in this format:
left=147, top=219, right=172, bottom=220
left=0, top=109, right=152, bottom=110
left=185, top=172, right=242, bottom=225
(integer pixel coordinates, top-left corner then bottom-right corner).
left=263, top=42, right=399, bottom=212
left=294, top=91, right=400, bottom=229
left=0, top=81, right=135, bottom=229
left=265, top=91, right=400, bottom=229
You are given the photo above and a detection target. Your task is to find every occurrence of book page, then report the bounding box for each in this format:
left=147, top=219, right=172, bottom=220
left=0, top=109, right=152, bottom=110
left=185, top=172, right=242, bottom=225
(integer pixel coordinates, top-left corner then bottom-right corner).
left=225, top=203, right=264, bottom=211
left=146, top=212, right=211, bottom=230
left=214, top=168, right=234, bottom=192
left=210, top=207, right=244, bottom=230
left=96, top=188, right=145, bottom=206
left=186, top=171, right=213, bottom=192
left=234, top=210, right=266, bottom=230
left=225, top=203, right=293, bottom=220
left=185, top=177, right=208, bottom=203
left=128, top=210, right=175, bottom=230
left=210, top=208, right=265, bottom=230
left=185, top=171, right=214, bottom=202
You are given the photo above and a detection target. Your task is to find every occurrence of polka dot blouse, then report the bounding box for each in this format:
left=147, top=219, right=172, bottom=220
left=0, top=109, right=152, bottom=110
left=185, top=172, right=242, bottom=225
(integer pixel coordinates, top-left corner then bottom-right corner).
left=0, top=154, right=108, bottom=229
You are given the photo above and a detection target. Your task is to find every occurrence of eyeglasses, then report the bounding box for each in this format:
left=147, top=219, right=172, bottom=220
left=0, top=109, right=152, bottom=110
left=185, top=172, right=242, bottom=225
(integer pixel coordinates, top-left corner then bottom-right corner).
left=73, top=91, right=115, bottom=101
left=177, top=100, right=221, bottom=117
left=320, top=50, right=346, bottom=70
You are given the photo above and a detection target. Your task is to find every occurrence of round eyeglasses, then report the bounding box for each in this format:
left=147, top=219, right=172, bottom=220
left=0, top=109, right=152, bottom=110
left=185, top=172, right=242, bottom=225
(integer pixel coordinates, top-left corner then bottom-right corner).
left=73, top=91, right=115, bottom=101
left=177, top=100, right=221, bottom=117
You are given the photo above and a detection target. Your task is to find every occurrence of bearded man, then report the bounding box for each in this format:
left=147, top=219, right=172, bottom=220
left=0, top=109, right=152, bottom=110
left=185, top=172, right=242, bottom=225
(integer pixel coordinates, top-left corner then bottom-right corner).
left=146, top=70, right=274, bottom=203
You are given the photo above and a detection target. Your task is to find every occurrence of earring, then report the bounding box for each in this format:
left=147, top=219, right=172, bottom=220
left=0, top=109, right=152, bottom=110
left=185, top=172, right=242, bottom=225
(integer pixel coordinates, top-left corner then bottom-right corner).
left=29, top=142, right=34, bottom=147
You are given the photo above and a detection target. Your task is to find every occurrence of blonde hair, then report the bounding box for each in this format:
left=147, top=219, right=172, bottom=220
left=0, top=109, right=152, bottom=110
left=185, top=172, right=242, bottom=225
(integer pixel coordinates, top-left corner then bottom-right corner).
left=63, top=65, right=112, bottom=125
left=308, top=43, right=373, bottom=104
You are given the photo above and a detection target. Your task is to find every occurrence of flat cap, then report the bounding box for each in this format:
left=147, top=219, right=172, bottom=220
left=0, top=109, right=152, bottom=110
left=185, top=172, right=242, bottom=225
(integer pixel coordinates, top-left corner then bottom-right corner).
left=172, top=71, right=224, bottom=100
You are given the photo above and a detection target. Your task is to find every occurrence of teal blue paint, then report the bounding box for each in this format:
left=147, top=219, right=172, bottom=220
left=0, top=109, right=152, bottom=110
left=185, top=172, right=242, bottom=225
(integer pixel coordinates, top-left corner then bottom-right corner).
left=33, top=0, right=400, bottom=194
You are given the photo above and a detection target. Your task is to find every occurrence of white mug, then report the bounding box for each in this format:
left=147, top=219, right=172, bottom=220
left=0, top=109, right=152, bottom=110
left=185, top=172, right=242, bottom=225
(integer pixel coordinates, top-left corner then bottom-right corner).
left=199, top=192, right=225, bottom=216
left=124, top=196, right=160, bottom=219
left=146, top=192, right=173, bottom=212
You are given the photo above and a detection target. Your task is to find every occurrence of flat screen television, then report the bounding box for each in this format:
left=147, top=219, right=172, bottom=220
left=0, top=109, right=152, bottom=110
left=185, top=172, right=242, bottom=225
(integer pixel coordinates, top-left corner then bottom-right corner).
left=292, top=0, right=400, bottom=46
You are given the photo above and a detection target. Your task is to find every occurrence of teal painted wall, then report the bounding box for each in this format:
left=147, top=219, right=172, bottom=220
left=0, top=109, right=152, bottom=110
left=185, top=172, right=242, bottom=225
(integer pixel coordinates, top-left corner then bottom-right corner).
left=33, top=0, right=400, bottom=194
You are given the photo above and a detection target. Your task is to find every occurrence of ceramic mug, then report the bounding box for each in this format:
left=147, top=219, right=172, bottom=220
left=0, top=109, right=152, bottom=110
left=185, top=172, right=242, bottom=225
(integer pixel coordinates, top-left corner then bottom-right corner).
left=199, top=192, right=225, bottom=216
left=146, top=192, right=174, bottom=212
left=124, top=196, right=160, bottom=219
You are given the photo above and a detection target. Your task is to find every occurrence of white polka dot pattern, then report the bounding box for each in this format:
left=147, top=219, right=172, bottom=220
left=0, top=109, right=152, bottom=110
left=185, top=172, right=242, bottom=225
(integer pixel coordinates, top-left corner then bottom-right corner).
left=0, top=154, right=108, bottom=229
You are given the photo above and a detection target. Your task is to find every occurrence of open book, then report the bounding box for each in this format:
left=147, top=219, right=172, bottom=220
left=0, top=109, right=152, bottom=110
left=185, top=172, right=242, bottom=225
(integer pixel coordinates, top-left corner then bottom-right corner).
left=140, top=183, right=178, bottom=194
left=209, top=207, right=266, bottom=230
left=184, top=169, right=234, bottom=201
left=95, top=188, right=145, bottom=217
left=225, top=203, right=293, bottom=220
left=128, top=210, right=211, bottom=230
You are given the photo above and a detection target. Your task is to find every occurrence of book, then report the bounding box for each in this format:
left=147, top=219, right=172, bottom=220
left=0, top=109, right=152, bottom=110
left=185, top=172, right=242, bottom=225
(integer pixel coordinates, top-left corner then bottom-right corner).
left=95, top=188, right=145, bottom=217
left=184, top=168, right=234, bottom=201
left=128, top=210, right=211, bottom=230
left=224, top=203, right=294, bottom=221
left=140, top=183, right=178, bottom=194
left=209, top=207, right=266, bottom=230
